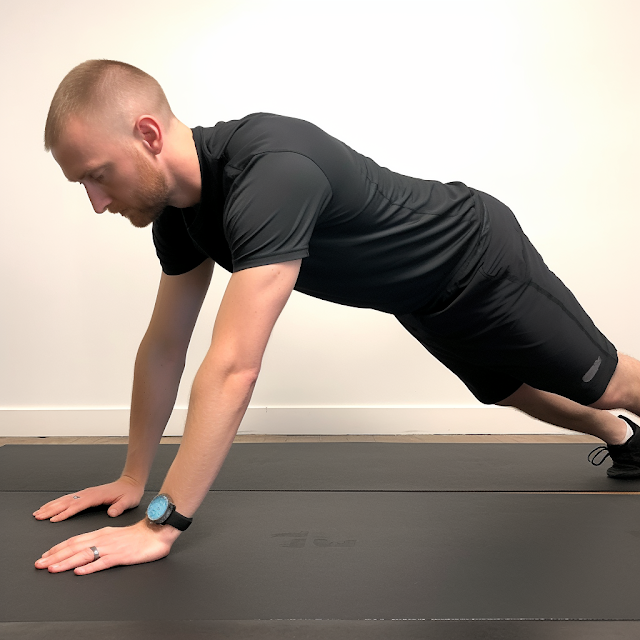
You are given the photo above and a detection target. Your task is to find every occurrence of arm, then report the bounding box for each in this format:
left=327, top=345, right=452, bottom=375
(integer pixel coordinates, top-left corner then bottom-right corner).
left=156, top=258, right=302, bottom=520
left=36, top=258, right=301, bottom=573
left=122, top=257, right=215, bottom=488
left=33, top=258, right=215, bottom=522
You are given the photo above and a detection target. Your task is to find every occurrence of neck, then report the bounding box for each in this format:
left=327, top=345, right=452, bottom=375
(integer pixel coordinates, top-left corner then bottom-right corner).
left=166, top=120, right=202, bottom=208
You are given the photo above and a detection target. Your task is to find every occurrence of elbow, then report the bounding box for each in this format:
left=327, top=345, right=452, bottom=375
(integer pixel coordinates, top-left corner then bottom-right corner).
left=232, top=366, right=260, bottom=389
left=218, top=367, right=260, bottom=404
left=221, top=354, right=260, bottom=387
left=191, top=363, right=259, bottom=402
left=197, top=345, right=262, bottom=391
left=210, top=360, right=261, bottom=390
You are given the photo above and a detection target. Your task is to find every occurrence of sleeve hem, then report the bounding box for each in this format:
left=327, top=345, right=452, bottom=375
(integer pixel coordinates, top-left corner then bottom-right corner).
left=161, top=256, right=208, bottom=276
left=232, top=249, right=309, bottom=272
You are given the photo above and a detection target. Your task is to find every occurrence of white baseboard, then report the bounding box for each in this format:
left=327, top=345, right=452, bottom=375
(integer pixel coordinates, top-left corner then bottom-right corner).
left=0, top=406, right=579, bottom=437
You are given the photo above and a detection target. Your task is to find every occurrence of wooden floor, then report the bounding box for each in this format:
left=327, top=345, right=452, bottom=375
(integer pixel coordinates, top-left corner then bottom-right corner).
left=0, top=434, right=602, bottom=447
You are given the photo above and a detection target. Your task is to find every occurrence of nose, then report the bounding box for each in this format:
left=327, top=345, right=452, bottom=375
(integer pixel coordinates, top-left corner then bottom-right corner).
left=83, top=182, right=112, bottom=214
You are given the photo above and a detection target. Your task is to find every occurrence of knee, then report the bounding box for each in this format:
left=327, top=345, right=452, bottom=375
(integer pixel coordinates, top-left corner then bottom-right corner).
left=591, top=387, right=622, bottom=410
left=494, top=383, right=529, bottom=408
left=589, top=354, right=633, bottom=410
left=590, top=381, right=627, bottom=410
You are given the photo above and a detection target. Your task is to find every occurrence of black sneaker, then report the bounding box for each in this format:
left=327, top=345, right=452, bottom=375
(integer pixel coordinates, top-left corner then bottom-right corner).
left=588, top=415, right=640, bottom=479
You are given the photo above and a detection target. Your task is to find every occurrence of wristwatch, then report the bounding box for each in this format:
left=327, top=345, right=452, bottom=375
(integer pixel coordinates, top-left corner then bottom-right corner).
left=146, top=493, right=193, bottom=531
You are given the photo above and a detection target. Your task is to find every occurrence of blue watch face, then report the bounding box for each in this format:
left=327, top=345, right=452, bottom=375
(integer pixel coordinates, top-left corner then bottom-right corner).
left=147, top=494, right=170, bottom=521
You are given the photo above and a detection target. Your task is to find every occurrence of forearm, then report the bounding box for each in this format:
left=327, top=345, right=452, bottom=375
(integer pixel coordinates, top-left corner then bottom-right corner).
left=121, top=338, right=186, bottom=487
left=157, top=356, right=257, bottom=520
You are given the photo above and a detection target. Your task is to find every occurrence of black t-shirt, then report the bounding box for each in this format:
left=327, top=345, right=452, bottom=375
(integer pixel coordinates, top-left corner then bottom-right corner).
left=152, top=113, right=487, bottom=315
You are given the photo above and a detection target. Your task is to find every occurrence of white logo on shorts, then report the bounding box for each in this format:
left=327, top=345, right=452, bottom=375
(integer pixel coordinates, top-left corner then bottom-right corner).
left=582, top=357, right=602, bottom=383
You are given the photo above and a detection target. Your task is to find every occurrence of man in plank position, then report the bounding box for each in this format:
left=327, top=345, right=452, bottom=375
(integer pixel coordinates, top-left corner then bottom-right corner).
left=34, top=59, right=640, bottom=575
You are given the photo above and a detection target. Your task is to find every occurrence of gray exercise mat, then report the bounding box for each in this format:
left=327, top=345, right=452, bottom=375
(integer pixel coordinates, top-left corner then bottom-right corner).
left=2, top=620, right=640, bottom=640
left=4, top=491, right=640, bottom=621
left=0, top=443, right=637, bottom=492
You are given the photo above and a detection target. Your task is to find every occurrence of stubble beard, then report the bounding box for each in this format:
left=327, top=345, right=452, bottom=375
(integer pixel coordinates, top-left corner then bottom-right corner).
left=109, top=148, right=171, bottom=228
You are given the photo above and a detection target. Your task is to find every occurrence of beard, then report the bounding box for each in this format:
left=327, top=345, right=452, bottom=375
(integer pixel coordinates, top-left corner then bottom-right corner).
left=108, top=148, right=170, bottom=228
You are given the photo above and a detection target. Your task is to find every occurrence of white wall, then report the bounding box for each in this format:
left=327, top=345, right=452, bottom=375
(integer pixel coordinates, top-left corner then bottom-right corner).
left=1, top=0, right=639, bottom=435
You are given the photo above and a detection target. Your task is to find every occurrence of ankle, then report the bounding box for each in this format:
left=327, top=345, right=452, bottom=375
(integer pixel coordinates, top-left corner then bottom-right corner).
left=607, top=416, right=634, bottom=446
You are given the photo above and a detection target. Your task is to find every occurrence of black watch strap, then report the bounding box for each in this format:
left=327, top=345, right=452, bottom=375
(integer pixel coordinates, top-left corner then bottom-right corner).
left=165, top=508, right=193, bottom=531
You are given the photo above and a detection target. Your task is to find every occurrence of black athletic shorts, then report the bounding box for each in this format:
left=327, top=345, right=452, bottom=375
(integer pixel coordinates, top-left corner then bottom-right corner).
left=395, top=190, right=618, bottom=406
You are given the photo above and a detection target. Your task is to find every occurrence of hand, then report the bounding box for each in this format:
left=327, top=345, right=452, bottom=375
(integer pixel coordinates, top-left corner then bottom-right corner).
left=34, top=519, right=180, bottom=575
left=33, top=476, right=145, bottom=522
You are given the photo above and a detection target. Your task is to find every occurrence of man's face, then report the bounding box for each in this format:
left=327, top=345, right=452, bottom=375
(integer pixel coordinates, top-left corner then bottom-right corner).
left=51, top=116, right=170, bottom=228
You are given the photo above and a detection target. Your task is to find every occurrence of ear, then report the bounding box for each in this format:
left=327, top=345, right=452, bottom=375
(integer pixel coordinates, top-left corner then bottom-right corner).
left=134, top=116, right=163, bottom=155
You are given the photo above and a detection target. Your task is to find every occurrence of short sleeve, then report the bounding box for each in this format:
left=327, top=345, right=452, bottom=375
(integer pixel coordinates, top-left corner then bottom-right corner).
left=224, top=152, right=333, bottom=271
left=152, top=207, right=208, bottom=275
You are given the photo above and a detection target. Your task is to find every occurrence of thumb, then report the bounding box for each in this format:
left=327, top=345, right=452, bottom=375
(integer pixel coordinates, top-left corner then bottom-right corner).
left=107, top=493, right=136, bottom=517
left=107, top=500, right=127, bottom=517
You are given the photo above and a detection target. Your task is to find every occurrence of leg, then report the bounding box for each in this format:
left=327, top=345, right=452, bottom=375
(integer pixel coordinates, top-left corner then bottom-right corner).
left=589, top=353, right=640, bottom=415
left=496, top=382, right=629, bottom=445
left=397, top=190, right=639, bottom=471
left=497, top=371, right=640, bottom=478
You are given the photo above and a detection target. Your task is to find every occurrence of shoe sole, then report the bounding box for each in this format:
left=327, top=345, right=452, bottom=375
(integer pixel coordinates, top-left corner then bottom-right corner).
left=607, top=468, right=640, bottom=479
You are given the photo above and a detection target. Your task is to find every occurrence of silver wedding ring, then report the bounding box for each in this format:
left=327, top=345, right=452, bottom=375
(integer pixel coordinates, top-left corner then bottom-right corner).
left=73, top=495, right=80, bottom=500
left=90, top=546, right=100, bottom=562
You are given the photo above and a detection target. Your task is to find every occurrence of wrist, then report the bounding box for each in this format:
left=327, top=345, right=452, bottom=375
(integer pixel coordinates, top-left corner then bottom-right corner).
left=141, top=517, right=183, bottom=543
left=119, top=472, right=146, bottom=489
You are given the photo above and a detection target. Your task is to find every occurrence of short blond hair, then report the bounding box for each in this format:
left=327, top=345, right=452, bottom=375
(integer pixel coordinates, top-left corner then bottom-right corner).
left=44, top=59, right=173, bottom=151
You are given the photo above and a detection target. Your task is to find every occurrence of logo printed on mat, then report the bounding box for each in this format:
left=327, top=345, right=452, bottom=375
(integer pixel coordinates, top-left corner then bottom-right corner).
left=272, top=531, right=357, bottom=548
left=582, top=356, right=602, bottom=383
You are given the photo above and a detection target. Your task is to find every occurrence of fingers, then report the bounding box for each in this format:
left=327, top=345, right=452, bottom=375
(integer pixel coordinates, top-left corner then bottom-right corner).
left=34, top=521, right=174, bottom=576
left=33, top=480, right=143, bottom=522
left=38, top=545, right=115, bottom=575
left=40, top=528, right=110, bottom=559
left=36, top=528, right=119, bottom=574
left=38, top=546, right=99, bottom=574
left=33, top=492, right=90, bottom=522
left=75, top=556, right=114, bottom=575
